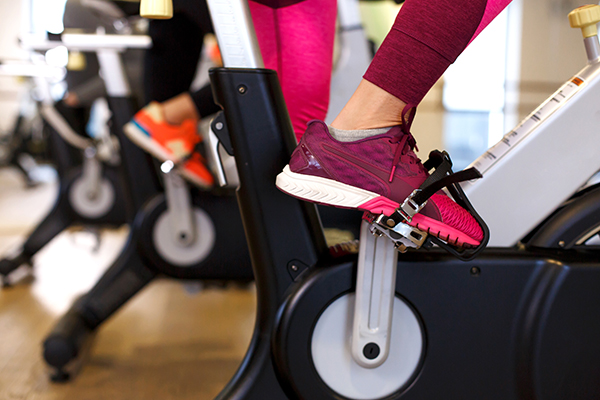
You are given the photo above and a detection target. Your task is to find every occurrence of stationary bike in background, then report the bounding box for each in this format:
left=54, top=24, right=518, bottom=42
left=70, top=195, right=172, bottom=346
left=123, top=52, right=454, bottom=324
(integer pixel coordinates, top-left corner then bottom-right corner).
left=24, top=20, right=255, bottom=380
left=39, top=0, right=372, bottom=379
left=141, top=0, right=600, bottom=398
left=0, top=55, right=128, bottom=286
left=0, top=63, right=53, bottom=187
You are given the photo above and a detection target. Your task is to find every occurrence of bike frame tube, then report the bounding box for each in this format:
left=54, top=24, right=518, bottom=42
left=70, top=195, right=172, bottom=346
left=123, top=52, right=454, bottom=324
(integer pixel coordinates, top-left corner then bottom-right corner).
left=463, top=55, right=600, bottom=247
left=205, top=0, right=264, bottom=69
left=206, top=1, right=327, bottom=398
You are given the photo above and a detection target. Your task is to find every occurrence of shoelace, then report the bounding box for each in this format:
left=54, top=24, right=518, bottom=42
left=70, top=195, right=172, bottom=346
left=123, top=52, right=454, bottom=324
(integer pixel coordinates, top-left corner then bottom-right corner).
left=389, top=105, right=419, bottom=183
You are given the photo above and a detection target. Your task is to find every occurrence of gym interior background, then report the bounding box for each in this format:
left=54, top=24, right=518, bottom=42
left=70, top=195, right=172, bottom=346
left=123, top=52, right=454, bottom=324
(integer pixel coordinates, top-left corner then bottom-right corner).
left=0, top=0, right=591, bottom=398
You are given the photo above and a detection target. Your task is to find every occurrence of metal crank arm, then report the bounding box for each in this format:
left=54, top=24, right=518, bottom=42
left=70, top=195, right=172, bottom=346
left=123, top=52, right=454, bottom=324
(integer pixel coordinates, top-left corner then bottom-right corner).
left=82, top=147, right=102, bottom=201
left=352, top=213, right=429, bottom=367
left=352, top=220, right=399, bottom=368
left=162, top=162, right=196, bottom=246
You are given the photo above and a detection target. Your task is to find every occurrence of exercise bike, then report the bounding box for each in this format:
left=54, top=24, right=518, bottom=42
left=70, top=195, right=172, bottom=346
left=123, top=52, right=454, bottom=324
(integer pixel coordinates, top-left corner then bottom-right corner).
left=139, top=0, right=600, bottom=398
left=21, top=10, right=254, bottom=380
left=0, top=65, right=51, bottom=187
left=0, top=55, right=129, bottom=286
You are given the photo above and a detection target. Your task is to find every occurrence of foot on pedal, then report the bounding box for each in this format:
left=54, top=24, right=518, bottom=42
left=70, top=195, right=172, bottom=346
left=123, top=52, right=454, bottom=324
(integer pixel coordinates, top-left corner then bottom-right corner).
left=123, top=102, right=214, bottom=189
left=276, top=120, right=487, bottom=251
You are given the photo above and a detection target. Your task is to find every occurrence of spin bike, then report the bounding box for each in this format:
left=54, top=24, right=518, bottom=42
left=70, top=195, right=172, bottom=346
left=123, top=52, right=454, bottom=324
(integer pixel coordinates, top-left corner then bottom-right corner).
left=142, top=0, right=600, bottom=398
left=8, top=14, right=255, bottom=381
left=0, top=55, right=128, bottom=286
left=0, top=63, right=50, bottom=187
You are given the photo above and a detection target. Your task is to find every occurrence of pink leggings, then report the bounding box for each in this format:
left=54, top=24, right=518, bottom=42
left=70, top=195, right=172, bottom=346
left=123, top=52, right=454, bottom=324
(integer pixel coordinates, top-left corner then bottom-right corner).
left=249, top=0, right=337, bottom=141
left=250, top=0, right=512, bottom=140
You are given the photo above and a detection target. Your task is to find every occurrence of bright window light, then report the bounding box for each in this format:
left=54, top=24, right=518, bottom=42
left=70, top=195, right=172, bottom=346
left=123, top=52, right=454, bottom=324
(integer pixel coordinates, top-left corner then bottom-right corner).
left=443, top=10, right=509, bottom=113
left=45, top=46, right=69, bottom=68
left=31, top=0, right=67, bottom=34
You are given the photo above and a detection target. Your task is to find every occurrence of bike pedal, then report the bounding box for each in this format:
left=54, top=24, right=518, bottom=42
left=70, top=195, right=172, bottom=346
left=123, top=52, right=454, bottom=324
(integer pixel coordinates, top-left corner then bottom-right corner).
left=362, top=212, right=428, bottom=252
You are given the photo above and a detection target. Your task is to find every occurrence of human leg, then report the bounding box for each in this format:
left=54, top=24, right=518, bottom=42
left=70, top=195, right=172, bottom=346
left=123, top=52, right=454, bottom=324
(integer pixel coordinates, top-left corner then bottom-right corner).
left=143, top=0, right=212, bottom=103
left=333, top=0, right=512, bottom=131
left=129, top=0, right=337, bottom=185
left=249, top=0, right=337, bottom=141
left=125, top=0, right=216, bottom=188
left=277, top=0, right=513, bottom=246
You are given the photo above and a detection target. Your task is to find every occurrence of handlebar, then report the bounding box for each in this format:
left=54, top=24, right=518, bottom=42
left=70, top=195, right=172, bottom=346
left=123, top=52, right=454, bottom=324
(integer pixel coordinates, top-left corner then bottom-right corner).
left=20, top=32, right=152, bottom=52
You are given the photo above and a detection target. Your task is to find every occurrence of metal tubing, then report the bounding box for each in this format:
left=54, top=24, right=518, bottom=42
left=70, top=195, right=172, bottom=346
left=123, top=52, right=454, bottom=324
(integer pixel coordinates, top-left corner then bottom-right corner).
left=206, top=0, right=264, bottom=68
left=584, top=36, right=600, bottom=62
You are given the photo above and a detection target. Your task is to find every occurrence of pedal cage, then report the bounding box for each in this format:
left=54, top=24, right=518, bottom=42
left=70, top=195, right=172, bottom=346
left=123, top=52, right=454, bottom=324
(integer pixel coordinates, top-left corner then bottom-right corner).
left=364, top=150, right=490, bottom=261
left=364, top=212, right=429, bottom=253
left=428, top=177, right=489, bottom=261
left=425, top=151, right=489, bottom=261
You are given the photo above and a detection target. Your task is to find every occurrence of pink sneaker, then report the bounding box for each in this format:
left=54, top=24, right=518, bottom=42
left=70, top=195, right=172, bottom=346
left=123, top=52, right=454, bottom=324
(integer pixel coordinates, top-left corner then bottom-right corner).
left=275, top=120, right=483, bottom=248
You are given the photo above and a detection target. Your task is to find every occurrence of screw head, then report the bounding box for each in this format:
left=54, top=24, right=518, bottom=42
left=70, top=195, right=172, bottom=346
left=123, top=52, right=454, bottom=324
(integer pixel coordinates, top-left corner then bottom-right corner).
left=372, top=229, right=383, bottom=237
left=87, top=192, right=98, bottom=201
left=558, top=240, right=566, bottom=248
left=363, top=343, right=380, bottom=360
left=291, top=264, right=299, bottom=272
left=386, top=219, right=396, bottom=227
left=215, top=122, right=224, bottom=130
left=470, top=266, right=481, bottom=276
left=238, top=85, right=247, bottom=94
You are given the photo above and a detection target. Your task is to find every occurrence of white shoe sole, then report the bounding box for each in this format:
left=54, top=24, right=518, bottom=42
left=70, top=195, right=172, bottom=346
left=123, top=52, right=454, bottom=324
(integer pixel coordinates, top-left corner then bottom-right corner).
left=275, top=165, right=379, bottom=208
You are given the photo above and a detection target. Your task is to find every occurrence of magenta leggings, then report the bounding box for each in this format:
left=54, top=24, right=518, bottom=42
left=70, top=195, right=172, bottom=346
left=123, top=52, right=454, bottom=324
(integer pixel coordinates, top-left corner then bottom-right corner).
left=249, top=0, right=512, bottom=140
left=364, top=0, right=513, bottom=108
left=249, top=0, right=337, bottom=141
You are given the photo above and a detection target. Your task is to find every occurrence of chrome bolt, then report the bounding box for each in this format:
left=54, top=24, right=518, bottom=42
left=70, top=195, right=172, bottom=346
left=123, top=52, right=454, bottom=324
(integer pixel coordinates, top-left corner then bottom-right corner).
left=238, top=85, right=247, bottom=94
left=215, top=122, right=223, bottom=130
left=291, top=265, right=299, bottom=272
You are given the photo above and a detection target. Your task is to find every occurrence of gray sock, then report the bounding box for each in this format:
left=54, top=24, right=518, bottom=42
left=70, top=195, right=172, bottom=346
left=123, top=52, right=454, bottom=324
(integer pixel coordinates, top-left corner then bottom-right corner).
left=328, top=126, right=392, bottom=142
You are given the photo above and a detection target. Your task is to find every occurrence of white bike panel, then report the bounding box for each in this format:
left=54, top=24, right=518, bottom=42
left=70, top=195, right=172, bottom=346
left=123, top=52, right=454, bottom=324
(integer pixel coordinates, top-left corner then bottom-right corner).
left=312, top=293, right=423, bottom=400
left=463, top=61, right=600, bottom=246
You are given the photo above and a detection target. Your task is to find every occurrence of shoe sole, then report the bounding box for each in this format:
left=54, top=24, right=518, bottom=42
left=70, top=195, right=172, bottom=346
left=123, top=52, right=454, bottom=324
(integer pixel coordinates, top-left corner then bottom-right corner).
left=123, top=121, right=212, bottom=190
left=276, top=165, right=480, bottom=248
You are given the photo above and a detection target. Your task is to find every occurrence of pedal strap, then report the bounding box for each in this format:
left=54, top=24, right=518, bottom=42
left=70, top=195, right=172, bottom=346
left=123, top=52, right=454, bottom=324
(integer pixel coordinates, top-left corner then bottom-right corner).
left=412, top=168, right=482, bottom=206
left=388, top=150, right=482, bottom=225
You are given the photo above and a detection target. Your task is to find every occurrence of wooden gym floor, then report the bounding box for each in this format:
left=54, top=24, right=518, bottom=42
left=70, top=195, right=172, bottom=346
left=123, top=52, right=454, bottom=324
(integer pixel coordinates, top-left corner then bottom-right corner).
left=0, top=169, right=256, bottom=400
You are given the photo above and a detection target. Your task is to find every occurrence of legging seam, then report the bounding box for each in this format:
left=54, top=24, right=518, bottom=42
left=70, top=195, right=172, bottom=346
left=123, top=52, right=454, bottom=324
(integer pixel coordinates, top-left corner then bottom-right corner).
left=274, top=10, right=283, bottom=84
left=390, top=26, right=455, bottom=63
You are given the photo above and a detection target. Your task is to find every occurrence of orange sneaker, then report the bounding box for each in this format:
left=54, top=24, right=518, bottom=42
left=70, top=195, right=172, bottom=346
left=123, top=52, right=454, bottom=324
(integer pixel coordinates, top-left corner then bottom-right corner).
left=124, top=102, right=214, bottom=189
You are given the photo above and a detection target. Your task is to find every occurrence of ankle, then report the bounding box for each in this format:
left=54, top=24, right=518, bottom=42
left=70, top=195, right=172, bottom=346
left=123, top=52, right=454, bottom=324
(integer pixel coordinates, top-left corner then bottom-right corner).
left=330, top=80, right=406, bottom=131
left=161, top=93, right=200, bottom=125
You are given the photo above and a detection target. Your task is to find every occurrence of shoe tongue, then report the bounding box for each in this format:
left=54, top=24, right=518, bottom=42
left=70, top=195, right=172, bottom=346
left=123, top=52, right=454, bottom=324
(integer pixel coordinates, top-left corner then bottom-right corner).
left=386, top=125, right=405, bottom=137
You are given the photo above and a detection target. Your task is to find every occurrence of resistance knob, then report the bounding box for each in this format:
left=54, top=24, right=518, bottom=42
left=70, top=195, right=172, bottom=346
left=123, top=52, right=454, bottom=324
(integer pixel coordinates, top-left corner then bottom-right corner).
left=140, top=0, right=173, bottom=19
left=569, top=5, right=600, bottom=38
